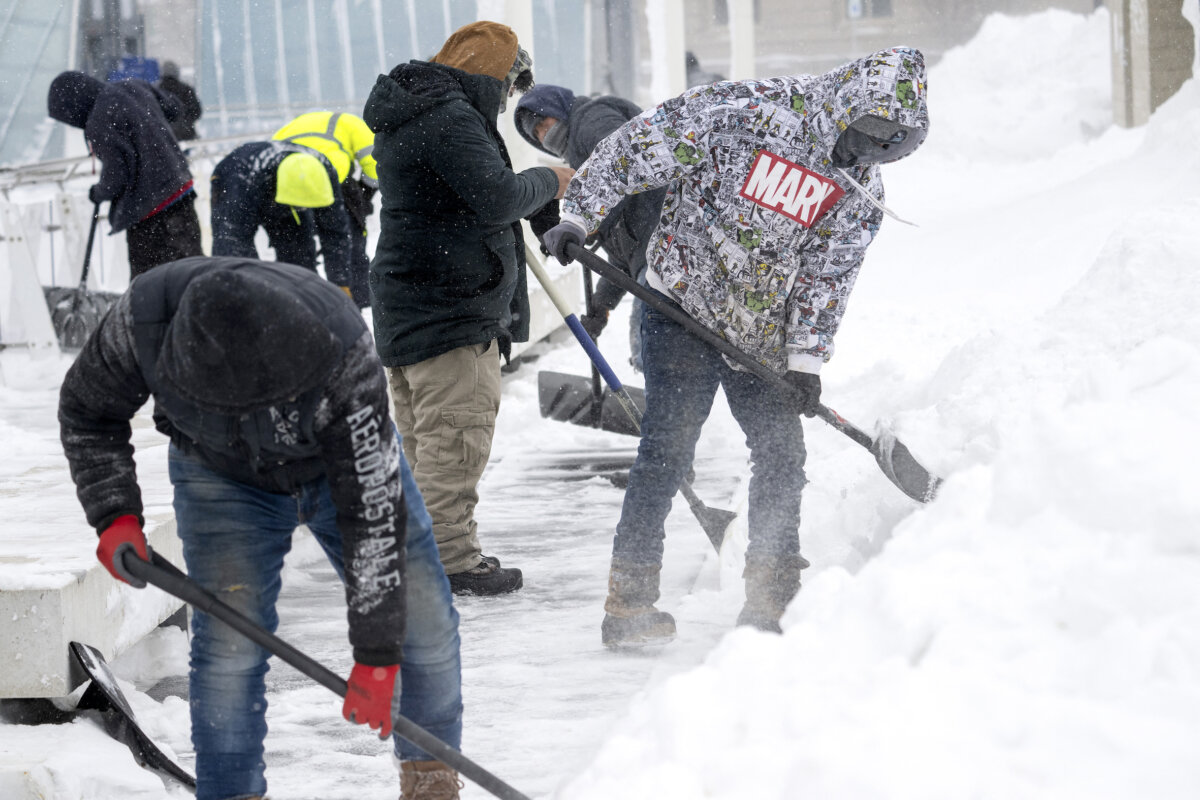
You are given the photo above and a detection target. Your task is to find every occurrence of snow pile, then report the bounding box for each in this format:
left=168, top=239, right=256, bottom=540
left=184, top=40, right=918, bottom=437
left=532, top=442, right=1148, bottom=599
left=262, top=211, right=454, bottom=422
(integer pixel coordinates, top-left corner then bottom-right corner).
left=929, top=9, right=1113, bottom=161
left=560, top=9, right=1200, bottom=800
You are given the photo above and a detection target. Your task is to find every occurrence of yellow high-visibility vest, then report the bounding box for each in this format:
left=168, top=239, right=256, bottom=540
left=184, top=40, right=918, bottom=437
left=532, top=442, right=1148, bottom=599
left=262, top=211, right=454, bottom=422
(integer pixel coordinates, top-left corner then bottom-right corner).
left=273, top=111, right=378, bottom=186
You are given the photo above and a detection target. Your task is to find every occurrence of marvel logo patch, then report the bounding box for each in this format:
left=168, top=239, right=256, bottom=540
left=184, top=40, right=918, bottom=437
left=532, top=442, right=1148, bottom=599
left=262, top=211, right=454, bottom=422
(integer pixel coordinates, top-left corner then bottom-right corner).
left=739, top=150, right=844, bottom=227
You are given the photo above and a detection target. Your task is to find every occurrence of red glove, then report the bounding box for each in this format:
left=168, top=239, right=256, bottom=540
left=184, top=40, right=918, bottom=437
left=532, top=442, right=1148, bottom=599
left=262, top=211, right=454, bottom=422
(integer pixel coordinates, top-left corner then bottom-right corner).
left=96, top=514, right=150, bottom=587
left=343, top=662, right=400, bottom=739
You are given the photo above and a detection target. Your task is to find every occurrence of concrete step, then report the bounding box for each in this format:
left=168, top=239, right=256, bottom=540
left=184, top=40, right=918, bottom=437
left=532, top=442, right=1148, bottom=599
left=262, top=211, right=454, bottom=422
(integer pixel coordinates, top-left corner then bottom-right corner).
left=1, top=518, right=185, bottom=699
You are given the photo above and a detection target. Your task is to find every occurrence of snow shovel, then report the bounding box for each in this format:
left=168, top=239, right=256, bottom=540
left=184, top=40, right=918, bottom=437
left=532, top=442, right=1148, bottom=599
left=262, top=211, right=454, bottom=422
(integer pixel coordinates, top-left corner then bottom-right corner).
left=565, top=242, right=944, bottom=503
left=527, top=255, right=737, bottom=550
left=538, top=264, right=645, bottom=437
left=44, top=201, right=121, bottom=351
left=120, top=549, right=532, bottom=800
left=68, top=641, right=197, bottom=792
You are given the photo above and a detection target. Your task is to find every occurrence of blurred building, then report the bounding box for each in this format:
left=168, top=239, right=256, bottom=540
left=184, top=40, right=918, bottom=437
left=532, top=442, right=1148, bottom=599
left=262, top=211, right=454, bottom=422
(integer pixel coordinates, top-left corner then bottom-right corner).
left=678, top=0, right=1104, bottom=79
left=0, top=0, right=1193, bottom=166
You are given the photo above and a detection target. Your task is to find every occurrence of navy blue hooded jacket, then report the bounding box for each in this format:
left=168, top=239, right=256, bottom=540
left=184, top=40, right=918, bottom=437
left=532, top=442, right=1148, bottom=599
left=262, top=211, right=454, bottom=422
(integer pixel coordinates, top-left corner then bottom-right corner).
left=47, top=71, right=193, bottom=233
left=516, top=85, right=666, bottom=312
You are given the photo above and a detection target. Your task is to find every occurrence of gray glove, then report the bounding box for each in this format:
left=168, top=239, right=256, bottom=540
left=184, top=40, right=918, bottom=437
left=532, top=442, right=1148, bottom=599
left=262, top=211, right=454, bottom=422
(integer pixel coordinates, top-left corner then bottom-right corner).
left=541, top=220, right=587, bottom=265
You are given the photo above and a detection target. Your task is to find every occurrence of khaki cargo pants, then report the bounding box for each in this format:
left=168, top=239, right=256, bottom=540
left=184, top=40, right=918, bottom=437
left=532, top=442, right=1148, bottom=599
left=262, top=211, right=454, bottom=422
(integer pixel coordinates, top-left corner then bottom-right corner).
left=387, top=340, right=501, bottom=574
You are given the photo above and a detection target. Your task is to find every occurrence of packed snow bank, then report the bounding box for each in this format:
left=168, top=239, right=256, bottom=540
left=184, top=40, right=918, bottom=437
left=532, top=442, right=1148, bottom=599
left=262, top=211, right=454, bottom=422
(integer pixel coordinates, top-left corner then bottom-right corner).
left=930, top=8, right=1113, bottom=162
left=560, top=9, right=1200, bottom=800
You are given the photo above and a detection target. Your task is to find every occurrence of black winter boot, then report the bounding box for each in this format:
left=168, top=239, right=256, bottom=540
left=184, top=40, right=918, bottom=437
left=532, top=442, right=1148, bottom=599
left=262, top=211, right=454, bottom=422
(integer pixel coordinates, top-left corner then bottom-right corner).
left=736, top=554, right=809, bottom=633
left=601, top=560, right=676, bottom=648
left=447, top=555, right=522, bottom=596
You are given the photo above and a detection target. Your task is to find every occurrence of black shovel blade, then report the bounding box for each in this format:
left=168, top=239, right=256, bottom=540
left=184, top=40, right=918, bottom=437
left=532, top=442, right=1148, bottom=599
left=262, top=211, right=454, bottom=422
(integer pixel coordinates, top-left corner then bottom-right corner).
left=537, top=371, right=645, bottom=437
left=871, top=429, right=942, bottom=503
left=69, top=641, right=197, bottom=790
left=44, top=287, right=120, bottom=351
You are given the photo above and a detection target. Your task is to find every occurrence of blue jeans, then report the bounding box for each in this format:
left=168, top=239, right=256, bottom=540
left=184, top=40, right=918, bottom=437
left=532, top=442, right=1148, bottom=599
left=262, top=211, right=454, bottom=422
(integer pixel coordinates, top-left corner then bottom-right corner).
left=614, top=291, right=808, bottom=567
left=169, top=433, right=462, bottom=800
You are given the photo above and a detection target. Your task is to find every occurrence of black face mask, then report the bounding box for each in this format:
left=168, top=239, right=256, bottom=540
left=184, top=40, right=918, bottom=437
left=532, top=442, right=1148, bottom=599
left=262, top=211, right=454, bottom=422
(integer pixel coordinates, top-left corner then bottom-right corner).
left=542, top=122, right=569, bottom=158
left=831, top=115, right=924, bottom=168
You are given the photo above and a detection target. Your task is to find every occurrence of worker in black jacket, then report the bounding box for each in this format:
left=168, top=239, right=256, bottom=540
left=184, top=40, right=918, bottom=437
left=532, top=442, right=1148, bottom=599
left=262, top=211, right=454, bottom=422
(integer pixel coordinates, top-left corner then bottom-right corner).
left=364, top=20, right=572, bottom=596
left=47, top=71, right=203, bottom=277
left=210, top=141, right=353, bottom=295
left=515, top=84, right=666, bottom=363
left=58, top=256, right=464, bottom=800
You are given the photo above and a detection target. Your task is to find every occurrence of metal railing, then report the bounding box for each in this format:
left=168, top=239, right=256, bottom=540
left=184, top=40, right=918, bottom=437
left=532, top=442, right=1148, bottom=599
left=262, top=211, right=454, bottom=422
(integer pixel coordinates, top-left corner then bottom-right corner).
left=0, top=131, right=275, bottom=191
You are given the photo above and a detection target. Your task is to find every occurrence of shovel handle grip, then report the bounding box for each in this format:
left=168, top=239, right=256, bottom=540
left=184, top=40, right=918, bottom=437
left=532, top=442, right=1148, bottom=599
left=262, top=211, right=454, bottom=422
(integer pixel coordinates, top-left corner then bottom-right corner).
left=79, top=201, right=102, bottom=289
left=527, top=253, right=625, bottom=391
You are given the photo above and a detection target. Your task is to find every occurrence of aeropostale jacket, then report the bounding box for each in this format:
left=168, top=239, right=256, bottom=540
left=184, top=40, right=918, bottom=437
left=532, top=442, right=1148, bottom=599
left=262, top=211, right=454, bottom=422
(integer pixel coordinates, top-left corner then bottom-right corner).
left=58, top=258, right=406, bottom=665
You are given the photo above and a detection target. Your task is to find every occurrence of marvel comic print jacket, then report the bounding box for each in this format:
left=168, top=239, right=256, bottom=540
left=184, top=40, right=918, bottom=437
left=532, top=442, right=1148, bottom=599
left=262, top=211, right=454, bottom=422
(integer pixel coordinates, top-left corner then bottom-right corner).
left=561, top=47, right=928, bottom=374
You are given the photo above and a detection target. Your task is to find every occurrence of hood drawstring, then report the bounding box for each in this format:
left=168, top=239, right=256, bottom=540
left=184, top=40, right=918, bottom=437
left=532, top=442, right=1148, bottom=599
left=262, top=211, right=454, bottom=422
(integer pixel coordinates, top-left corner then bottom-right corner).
left=836, top=167, right=918, bottom=228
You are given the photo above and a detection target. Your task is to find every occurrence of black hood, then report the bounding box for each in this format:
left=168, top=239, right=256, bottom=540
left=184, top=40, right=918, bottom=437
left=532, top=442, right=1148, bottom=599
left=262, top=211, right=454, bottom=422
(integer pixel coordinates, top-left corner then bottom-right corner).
left=365, top=60, right=503, bottom=134
left=155, top=267, right=341, bottom=414
left=47, top=71, right=104, bottom=128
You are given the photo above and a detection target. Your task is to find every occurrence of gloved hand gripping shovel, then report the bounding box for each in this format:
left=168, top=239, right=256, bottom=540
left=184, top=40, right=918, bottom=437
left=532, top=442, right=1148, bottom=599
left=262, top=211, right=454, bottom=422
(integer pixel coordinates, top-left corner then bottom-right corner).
left=565, top=242, right=944, bottom=503
left=527, top=255, right=738, bottom=550
left=119, top=549, right=532, bottom=800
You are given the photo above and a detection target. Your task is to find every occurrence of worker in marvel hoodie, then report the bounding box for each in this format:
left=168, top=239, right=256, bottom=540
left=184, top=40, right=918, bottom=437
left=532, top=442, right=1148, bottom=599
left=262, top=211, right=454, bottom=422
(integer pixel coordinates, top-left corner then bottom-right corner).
left=542, top=47, right=931, bottom=646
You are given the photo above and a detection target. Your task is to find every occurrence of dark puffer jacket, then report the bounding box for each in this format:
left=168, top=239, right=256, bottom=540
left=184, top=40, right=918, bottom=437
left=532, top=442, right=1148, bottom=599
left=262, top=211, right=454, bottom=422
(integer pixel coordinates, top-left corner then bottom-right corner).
left=516, top=88, right=666, bottom=312
left=364, top=60, right=559, bottom=367
left=47, top=72, right=192, bottom=233
left=58, top=257, right=406, bottom=665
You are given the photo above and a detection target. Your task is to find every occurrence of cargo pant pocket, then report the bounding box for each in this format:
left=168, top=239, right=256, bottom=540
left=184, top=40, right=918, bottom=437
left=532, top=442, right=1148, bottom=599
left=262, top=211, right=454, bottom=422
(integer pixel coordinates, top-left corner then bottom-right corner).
left=436, top=408, right=495, bottom=471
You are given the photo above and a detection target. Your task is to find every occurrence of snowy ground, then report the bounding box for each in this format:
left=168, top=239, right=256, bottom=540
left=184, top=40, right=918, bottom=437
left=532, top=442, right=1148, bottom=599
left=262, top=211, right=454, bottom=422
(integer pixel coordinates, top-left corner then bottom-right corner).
left=3, top=6, right=1200, bottom=799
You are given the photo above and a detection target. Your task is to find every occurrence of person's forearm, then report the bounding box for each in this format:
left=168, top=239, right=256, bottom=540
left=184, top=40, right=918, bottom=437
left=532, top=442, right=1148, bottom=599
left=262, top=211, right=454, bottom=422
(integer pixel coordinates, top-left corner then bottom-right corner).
left=315, top=336, right=407, bottom=663
left=58, top=298, right=149, bottom=529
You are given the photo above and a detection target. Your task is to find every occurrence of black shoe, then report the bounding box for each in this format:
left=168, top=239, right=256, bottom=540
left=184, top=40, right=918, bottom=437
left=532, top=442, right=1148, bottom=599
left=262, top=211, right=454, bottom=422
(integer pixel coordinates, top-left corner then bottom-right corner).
left=447, top=556, right=522, bottom=596
left=601, top=609, right=676, bottom=648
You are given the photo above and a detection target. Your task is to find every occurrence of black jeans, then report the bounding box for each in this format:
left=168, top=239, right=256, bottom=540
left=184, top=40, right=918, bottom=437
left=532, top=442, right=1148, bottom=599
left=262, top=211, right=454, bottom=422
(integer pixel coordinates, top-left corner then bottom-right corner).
left=126, top=193, right=203, bottom=278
